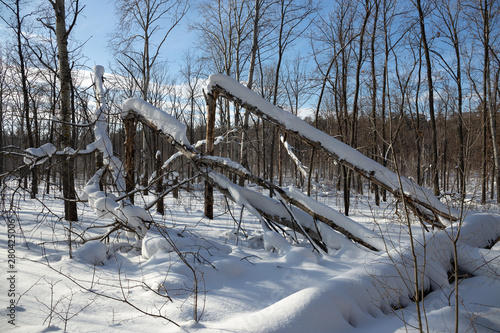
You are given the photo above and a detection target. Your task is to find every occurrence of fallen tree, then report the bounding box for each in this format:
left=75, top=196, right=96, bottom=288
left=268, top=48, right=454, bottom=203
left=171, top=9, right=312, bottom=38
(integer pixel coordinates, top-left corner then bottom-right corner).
left=206, top=74, right=458, bottom=227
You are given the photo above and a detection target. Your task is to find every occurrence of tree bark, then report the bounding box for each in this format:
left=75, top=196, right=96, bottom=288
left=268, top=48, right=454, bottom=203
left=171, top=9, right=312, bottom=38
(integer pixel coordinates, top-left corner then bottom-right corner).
left=124, top=117, right=137, bottom=204
left=54, top=0, right=77, bottom=221
left=204, top=91, right=217, bottom=219
left=156, top=151, right=164, bottom=215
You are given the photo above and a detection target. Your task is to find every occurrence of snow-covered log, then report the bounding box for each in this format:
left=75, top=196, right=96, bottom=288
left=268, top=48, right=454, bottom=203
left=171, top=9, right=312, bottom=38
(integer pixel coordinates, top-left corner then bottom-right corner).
left=207, top=74, right=458, bottom=226
left=23, top=143, right=57, bottom=166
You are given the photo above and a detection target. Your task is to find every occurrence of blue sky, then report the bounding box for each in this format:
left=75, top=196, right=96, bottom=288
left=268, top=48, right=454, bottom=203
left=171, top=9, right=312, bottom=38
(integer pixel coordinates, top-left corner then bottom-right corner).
left=0, top=0, right=195, bottom=74
left=73, top=1, right=195, bottom=73
left=73, top=1, right=116, bottom=69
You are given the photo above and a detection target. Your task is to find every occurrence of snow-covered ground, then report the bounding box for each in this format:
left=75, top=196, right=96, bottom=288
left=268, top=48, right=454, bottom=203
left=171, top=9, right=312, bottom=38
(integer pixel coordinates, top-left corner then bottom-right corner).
left=2, top=185, right=499, bottom=333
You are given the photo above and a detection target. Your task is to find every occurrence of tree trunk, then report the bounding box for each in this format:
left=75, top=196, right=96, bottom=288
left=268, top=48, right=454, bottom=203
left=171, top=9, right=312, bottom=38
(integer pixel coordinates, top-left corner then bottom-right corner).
left=416, top=0, right=440, bottom=197
left=124, top=117, right=137, bottom=204
left=0, top=86, right=3, bottom=176
left=209, top=76, right=454, bottom=224
left=13, top=0, right=37, bottom=198
left=482, top=107, right=487, bottom=204
left=156, top=151, right=164, bottom=215
left=0, top=57, right=4, bottom=177
left=456, top=28, right=465, bottom=199
left=204, top=91, right=217, bottom=219
left=482, top=0, right=500, bottom=203
left=54, top=0, right=77, bottom=221
left=239, top=0, right=261, bottom=187
left=142, top=128, right=149, bottom=195
left=381, top=0, right=389, bottom=202
left=370, top=0, right=380, bottom=206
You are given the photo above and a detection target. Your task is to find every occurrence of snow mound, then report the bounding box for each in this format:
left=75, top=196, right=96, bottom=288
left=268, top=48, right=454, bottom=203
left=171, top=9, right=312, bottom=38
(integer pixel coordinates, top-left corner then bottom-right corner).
left=142, top=233, right=178, bottom=258
left=285, top=247, right=319, bottom=264
left=142, top=229, right=231, bottom=259
left=458, top=212, right=500, bottom=247
left=263, top=231, right=291, bottom=253
left=73, top=241, right=108, bottom=265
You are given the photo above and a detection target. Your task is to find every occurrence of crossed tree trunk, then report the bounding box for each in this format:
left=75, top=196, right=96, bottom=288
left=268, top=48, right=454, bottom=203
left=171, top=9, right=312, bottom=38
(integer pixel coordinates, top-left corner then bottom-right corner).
left=121, top=75, right=463, bottom=252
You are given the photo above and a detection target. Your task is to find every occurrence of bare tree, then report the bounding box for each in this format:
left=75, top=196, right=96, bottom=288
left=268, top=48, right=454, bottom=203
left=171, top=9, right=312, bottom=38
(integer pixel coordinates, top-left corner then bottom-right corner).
left=310, top=0, right=356, bottom=202
left=110, top=0, right=188, bottom=193
left=111, top=0, right=188, bottom=100
left=344, top=0, right=371, bottom=214
left=369, top=0, right=381, bottom=206
left=180, top=49, right=204, bottom=144
left=415, top=0, right=440, bottom=196
left=0, top=0, right=39, bottom=198
left=239, top=0, right=265, bottom=187
left=480, top=0, right=500, bottom=203
left=434, top=0, right=467, bottom=198
left=269, top=0, right=316, bottom=187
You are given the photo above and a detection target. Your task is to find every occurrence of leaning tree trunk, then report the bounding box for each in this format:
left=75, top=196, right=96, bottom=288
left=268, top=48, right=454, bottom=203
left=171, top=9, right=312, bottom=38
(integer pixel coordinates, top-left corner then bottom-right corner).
left=208, top=74, right=456, bottom=226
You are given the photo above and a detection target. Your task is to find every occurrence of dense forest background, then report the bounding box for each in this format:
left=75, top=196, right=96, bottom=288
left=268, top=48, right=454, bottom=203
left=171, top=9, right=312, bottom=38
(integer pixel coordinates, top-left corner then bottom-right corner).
left=1, top=0, right=500, bottom=214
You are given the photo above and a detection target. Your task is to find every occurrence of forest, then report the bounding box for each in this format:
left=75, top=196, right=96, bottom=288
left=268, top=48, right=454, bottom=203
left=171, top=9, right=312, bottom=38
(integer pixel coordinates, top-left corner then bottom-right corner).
left=1, top=0, right=500, bottom=332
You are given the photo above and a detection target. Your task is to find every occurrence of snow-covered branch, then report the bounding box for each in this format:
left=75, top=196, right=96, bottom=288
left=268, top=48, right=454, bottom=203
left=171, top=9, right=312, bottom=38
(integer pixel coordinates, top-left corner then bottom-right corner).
left=208, top=74, right=458, bottom=225
left=280, top=134, right=309, bottom=180
left=81, top=66, right=150, bottom=244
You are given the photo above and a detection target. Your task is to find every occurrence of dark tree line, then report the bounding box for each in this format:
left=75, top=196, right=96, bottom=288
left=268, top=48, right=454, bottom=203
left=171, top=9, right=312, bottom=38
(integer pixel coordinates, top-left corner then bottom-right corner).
left=1, top=0, right=500, bottom=219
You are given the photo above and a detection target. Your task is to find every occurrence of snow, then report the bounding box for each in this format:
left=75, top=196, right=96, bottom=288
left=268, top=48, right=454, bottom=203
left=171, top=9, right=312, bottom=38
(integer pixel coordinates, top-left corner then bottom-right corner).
left=280, top=135, right=309, bottom=180
left=162, top=136, right=225, bottom=170
left=205, top=169, right=354, bottom=252
left=73, top=241, right=108, bottom=265
left=3, top=188, right=500, bottom=332
left=88, top=66, right=126, bottom=194
left=453, top=211, right=500, bottom=247
left=23, top=143, right=57, bottom=166
left=458, top=244, right=500, bottom=279
left=122, top=98, right=190, bottom=147
left=202, top=155, right=251, bottom=176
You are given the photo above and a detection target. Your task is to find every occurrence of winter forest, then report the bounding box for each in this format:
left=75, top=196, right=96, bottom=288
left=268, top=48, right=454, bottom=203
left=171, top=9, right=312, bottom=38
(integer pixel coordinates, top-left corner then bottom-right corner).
left=1, top=0, right=500, bottom=332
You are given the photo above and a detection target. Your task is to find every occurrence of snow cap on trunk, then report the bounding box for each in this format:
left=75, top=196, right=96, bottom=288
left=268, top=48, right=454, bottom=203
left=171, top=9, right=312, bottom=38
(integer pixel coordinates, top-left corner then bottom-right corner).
left=121, top=98, right=190, bottom=147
